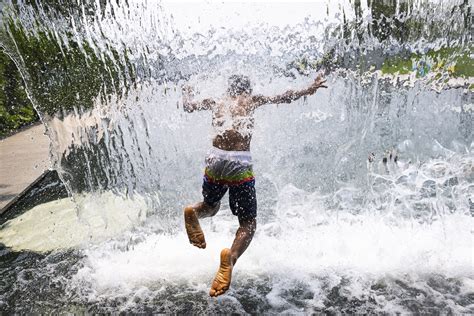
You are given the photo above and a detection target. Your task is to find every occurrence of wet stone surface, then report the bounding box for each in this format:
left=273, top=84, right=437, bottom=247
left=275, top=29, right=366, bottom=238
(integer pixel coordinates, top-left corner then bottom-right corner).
left=0, top=245, right=473, bottom=314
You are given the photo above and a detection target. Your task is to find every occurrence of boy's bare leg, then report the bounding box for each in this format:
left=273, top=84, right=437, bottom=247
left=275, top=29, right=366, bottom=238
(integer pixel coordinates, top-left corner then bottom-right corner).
left=209, top=218, right=256, bottom=297
left=184, top=202, right=220, bottom=249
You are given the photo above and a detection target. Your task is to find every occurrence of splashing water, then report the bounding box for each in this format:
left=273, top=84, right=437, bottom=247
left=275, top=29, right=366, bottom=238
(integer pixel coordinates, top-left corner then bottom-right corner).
left=0, top=0, right=473, bottom=313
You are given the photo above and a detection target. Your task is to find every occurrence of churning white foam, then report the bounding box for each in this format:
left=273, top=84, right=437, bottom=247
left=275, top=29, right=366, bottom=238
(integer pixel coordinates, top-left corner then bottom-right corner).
left=72, top=187, right=473, bottom=301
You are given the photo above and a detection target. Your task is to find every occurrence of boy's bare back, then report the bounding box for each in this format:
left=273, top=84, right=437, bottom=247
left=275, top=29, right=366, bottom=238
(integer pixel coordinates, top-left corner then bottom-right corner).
left=183, top=75, right=327, bottom=151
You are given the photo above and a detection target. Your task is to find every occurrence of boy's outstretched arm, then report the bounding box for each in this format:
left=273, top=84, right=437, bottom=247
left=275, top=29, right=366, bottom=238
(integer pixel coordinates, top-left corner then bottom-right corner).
left=251, top=75, right=327, bottom=108
left=182, top=86, right=216, bottom=112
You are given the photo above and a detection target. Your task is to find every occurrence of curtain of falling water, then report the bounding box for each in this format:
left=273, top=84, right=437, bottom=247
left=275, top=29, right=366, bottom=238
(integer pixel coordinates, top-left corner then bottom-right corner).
left=0, top=0, right=471, bottom=223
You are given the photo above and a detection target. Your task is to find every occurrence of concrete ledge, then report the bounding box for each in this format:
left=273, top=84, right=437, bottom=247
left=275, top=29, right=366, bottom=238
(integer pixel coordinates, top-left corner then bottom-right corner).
left=0, top=124, right=51, bottom=210
left=0, top=169, right=68, bottom=224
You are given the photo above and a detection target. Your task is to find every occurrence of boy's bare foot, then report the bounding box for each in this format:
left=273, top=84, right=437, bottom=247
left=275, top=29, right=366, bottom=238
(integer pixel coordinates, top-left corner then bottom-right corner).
left=184, top=205, right=206, bottom=249
left=209, top=248, right=233, bottom=297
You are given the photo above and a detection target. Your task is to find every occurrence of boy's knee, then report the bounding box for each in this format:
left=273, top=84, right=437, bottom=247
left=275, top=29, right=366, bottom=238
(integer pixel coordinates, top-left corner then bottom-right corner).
left=204, top=201, right=220, bottom=216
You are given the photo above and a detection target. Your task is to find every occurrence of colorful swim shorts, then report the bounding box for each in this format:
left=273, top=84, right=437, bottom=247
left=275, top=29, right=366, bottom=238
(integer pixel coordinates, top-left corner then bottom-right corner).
left=202, top=146, right=257, bottom=221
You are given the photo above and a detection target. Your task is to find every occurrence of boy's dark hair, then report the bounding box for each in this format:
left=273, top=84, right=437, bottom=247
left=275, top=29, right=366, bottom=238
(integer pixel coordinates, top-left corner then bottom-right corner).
left=227, top=75, right=252, bottom=97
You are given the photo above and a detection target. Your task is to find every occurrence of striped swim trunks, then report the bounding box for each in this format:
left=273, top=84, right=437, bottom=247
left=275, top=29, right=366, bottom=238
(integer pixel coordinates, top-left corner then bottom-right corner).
left=202, top=146, right=257, bottom=221
left=204, top=146, right=254, bottom=185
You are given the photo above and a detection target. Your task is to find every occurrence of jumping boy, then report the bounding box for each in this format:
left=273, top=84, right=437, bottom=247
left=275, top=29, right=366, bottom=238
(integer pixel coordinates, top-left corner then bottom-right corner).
left=183, top=74, right=327, bottom=297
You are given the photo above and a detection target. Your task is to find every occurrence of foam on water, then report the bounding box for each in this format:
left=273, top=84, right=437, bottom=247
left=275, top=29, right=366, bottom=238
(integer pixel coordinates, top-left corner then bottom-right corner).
left=61, top=152, right=473, bottom=313
left=67, top=212, right=473, bottom=313
left=75, top=211, right=472, bottom=292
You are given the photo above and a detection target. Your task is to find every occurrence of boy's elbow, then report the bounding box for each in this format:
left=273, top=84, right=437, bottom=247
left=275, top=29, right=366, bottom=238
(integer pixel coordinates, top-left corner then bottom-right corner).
left=282, top=95, right=296, bottom=104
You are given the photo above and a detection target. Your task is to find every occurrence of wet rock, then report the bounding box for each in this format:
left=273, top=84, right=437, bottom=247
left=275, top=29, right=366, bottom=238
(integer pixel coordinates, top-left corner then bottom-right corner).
left=371, top=280, right=388, bottom=291
left=396, top=175, right=408, bottom=185
left=420, top=180, right=437, bottom=198
left=372, top=176, right=393, bottom=187
left=443, top=177, right=459, bottom=187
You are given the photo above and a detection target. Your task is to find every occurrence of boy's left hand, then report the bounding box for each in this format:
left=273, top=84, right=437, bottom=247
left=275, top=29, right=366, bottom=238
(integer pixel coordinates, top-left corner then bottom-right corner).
left=182, top=85, right=194, bottom=95
left=312, top=75, right=328, bottom=89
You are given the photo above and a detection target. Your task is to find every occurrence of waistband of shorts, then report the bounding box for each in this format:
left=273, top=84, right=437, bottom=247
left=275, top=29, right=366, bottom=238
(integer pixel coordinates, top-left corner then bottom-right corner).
left=208, top=146, right=252, bottom=161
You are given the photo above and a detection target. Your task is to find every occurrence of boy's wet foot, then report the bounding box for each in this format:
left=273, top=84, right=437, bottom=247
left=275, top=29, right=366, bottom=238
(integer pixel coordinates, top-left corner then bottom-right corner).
left=209, top=248, right=233, bottom=297
left=184, top=205, right=206, bottom=249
